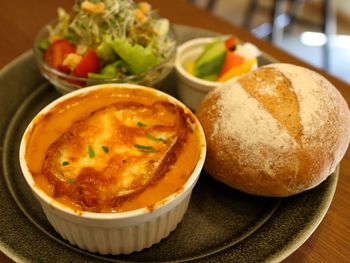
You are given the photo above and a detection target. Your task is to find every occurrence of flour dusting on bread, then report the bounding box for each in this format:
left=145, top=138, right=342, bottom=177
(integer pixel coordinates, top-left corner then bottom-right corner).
left=210, top=77, right=299, bottom=178
left=212, top=80, right=298, bottom=149
left=269, top=64, right=328, bottom=137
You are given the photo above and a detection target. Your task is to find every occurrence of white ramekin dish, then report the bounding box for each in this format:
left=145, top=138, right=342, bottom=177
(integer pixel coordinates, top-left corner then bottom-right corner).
left=19, top=83, right=206, bottom=255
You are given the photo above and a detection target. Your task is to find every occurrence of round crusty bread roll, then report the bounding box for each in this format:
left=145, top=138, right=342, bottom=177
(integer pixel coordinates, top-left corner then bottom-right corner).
left=196, top=63, right=350, bottom=197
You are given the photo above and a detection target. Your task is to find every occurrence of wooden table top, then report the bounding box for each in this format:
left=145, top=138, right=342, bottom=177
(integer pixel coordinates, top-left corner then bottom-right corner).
left=1, top=1, right=349, bottom=262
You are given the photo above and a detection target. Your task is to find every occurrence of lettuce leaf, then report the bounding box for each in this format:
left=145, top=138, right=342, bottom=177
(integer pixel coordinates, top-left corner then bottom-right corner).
left=110, top=39, right=160, bottom=74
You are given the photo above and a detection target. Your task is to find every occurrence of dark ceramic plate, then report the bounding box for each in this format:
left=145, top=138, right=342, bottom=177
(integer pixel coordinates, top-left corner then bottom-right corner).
left=0, top=25, right=337, bottom=263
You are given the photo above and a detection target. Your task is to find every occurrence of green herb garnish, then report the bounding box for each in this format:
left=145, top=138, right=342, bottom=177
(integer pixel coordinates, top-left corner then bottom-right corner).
left=102, top=146, right=109, bottom=153
left=68, top=178, right=76, bottom=184
left=137, top=122, right=147, bottom=127
left=62, top=161, right=70, bottom=166
left=88, top=145, right=95, bottom=158
left=146, top=133, right=166, bottom=143
left=134, top=144, right=159, bottom=153
left=134, top=144, right=153, bottom=149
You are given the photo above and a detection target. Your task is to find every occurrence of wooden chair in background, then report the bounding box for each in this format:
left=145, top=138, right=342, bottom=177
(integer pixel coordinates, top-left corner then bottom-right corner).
left=190, top=0, right=336, bottom=69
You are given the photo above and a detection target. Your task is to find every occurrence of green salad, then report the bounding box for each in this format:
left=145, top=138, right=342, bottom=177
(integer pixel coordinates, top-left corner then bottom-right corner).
left=39, top=0, right=175, bottom=81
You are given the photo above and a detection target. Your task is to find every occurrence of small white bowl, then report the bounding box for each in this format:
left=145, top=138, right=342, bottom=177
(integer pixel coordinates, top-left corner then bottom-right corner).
left=175, top=37, right=259, bottom=111
left=19, top=83, right=206, bottom=255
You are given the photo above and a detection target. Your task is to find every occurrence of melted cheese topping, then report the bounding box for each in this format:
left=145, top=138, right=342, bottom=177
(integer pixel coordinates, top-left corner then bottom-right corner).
left=25, top=87, right=202, bottom=213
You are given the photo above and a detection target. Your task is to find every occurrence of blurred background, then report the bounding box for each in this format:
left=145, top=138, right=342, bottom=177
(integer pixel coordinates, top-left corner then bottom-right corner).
left=190, top=0, right=350, bottom=84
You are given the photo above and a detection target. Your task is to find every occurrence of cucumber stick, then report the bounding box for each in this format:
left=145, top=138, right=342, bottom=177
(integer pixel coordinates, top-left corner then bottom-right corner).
left=194, top=40, right=226, bottom=79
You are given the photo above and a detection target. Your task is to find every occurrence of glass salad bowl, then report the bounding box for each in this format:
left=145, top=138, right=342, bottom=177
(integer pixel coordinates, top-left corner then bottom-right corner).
left=33, top=3, right=176, bottom=94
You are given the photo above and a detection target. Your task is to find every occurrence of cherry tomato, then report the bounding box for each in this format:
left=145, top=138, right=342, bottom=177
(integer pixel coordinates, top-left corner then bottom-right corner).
left=73, top=50, right=100, bottom=78
left=43, top=39, right=76, bottom=73
left=225, top=36, right=237, bottom=51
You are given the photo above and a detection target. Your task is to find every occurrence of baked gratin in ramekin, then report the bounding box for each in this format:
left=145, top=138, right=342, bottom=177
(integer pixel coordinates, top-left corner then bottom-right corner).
left=19, top=83, right=206, bottom=255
